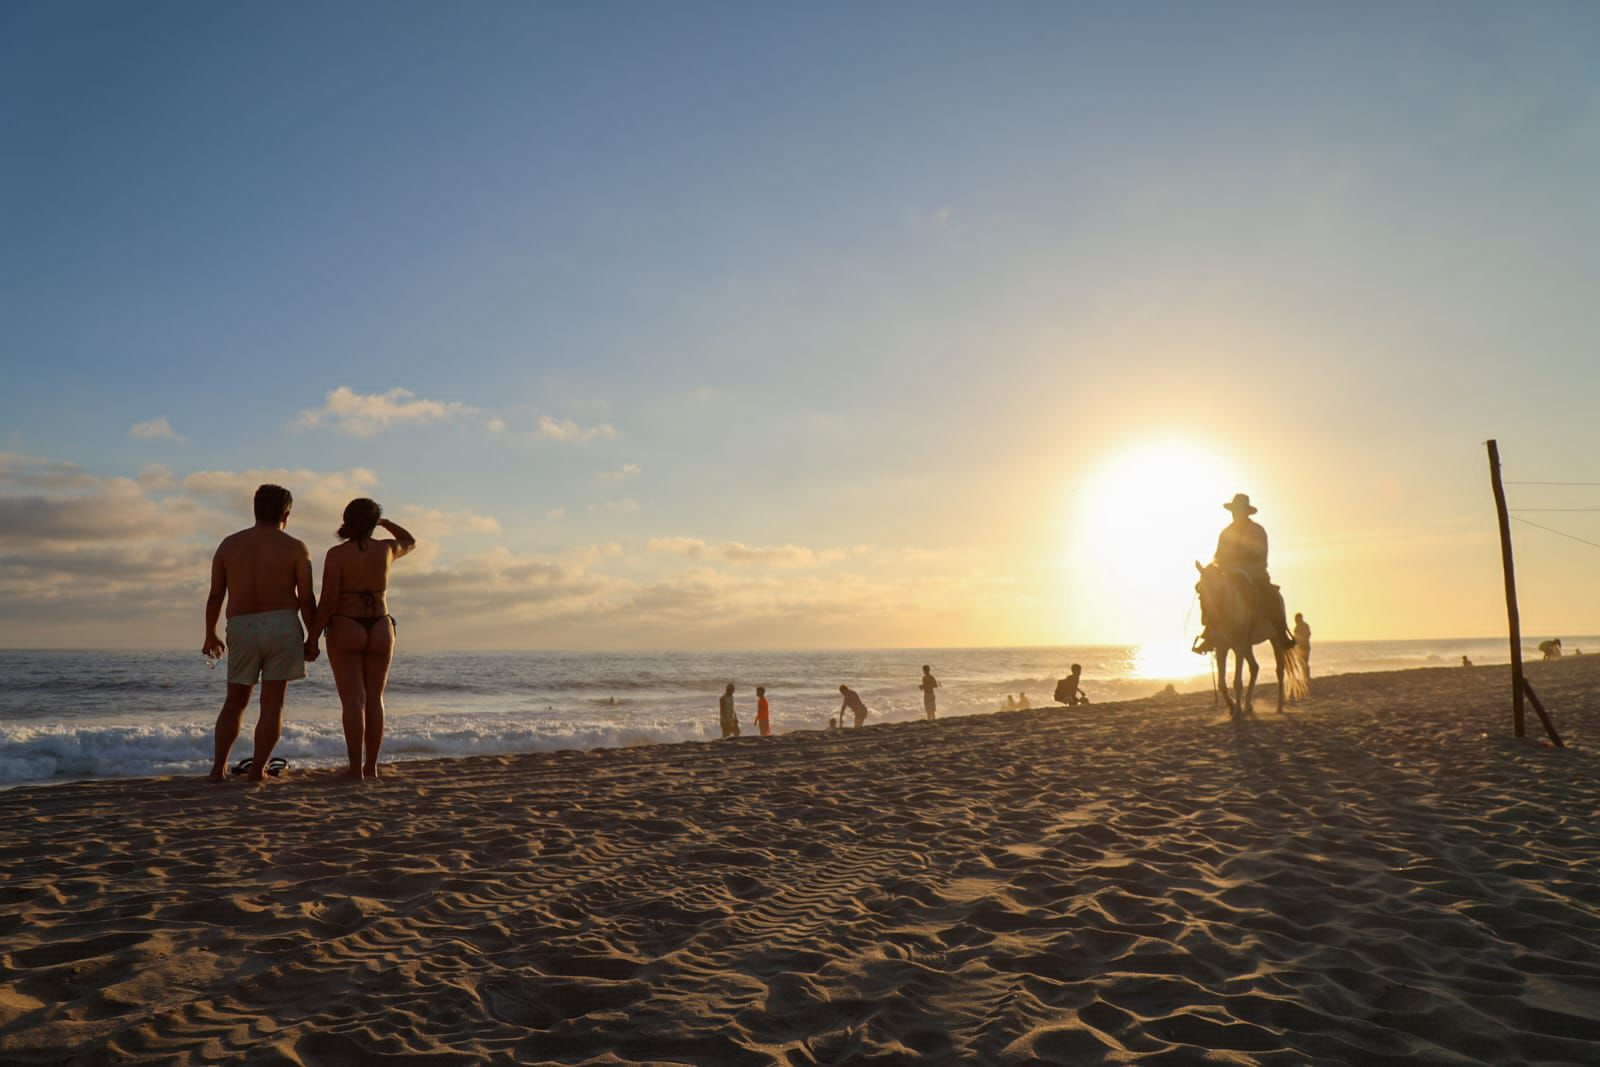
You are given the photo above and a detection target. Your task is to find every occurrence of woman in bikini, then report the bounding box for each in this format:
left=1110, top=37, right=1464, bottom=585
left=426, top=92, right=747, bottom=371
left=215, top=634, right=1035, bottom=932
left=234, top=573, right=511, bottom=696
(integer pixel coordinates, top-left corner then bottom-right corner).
left=307, top=498, right=416, bottom=780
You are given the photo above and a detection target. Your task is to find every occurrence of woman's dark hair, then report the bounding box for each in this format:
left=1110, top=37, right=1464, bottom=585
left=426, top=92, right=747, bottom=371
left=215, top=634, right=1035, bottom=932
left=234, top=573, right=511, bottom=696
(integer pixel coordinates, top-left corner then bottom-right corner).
left=338, top=497, right=382, bottom=546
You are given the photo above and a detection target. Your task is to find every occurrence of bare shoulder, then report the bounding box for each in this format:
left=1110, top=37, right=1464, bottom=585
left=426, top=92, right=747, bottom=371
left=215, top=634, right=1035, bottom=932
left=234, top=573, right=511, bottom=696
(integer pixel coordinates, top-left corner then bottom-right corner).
left=215, top=529, right=249, bottom=557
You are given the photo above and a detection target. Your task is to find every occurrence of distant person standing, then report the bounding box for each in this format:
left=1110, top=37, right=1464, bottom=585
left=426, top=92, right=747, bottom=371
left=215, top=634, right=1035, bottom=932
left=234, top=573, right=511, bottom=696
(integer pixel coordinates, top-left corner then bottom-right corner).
left=919, top=665, right=940, bottom=722
left=838, top=684, right=869, bottom=728
left=1461, top=655, right=1473, bottom=668
left=755, top=686, right=771, bottom=737
left=1016, top=692, right=1031, bottom=710
left=1293, top=612, right=1312, bottom=679
left=719, top=683, right=739, bottom=738
left=203, top=484, right=317, bottom=784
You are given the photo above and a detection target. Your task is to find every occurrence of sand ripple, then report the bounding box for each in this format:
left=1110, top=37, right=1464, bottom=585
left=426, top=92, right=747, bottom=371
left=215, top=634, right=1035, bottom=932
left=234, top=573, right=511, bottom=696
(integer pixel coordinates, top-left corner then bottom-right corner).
left=4, top=659, right=1600, bottom=1063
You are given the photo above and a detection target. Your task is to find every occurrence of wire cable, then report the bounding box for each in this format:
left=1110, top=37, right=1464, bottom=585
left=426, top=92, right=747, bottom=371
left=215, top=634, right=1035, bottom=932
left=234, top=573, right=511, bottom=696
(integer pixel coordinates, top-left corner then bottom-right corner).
left=1511, top=515, right=1600, bottom=552
left=1504, top=480, right=1600, bottom=486
left=1510, top=507, right=1600, bottom=513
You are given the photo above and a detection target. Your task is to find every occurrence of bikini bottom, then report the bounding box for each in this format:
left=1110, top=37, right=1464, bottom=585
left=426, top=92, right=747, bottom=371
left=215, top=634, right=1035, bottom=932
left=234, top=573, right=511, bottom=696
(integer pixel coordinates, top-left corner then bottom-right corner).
left=334, top=614, right=395, bottom=633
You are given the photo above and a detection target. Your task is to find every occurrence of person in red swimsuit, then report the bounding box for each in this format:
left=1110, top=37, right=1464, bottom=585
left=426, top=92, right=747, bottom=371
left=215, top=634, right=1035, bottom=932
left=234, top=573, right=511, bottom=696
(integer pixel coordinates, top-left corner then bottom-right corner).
left=755, top=686, right=771, bottom=736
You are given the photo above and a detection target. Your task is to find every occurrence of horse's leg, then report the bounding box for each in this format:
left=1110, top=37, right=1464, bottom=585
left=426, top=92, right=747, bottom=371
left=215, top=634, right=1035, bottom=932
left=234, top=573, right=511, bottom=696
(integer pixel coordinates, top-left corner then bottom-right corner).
left=1244, top=648, right=1260, bottom=713
left=1217, top=649, right=1235, bottom=713
left=1274, top=645, right=1286, bottom=713
left=1230, top=648, right=1244, bottom=714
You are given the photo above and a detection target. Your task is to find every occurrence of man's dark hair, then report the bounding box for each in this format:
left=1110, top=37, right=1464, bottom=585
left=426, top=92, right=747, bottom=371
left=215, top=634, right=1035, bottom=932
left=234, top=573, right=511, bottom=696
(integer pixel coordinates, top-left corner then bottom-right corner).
left=253, top=484, right=293, bottom=524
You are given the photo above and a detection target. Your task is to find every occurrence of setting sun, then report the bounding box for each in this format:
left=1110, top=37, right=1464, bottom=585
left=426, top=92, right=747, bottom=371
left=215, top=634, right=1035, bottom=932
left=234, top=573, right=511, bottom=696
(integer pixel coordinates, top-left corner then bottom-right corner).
left=1069, top=440, right=1247, bottom=668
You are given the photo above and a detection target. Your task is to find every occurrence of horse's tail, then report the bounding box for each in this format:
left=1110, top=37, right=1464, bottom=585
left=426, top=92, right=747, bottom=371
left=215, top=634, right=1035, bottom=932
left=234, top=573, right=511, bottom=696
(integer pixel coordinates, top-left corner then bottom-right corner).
left=1281, top=642, right=1309, bottom=701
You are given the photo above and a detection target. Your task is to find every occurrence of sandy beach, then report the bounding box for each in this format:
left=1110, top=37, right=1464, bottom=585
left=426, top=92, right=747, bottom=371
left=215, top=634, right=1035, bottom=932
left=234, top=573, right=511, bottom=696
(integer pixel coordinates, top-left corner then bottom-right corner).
left=4, top=657, right=1600, bottom=1065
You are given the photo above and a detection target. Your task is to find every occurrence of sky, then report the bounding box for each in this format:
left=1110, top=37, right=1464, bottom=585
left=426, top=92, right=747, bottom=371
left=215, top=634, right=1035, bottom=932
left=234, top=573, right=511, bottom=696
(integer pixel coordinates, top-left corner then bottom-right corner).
left=4, top=1, right=1600, bottom=654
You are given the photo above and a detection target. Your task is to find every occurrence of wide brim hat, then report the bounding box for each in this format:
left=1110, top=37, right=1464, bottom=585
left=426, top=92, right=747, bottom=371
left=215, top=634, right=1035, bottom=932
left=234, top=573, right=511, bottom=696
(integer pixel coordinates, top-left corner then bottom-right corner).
left=1224, top=493, right=1257, bottom=515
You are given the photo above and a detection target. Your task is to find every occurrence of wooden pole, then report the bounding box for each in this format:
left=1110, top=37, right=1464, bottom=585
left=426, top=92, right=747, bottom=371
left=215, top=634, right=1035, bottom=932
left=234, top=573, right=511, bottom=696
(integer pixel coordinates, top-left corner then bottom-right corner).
left=1521, top=678, right=1565, bottom=748
left=1487, top=439, right=1526, bottom=737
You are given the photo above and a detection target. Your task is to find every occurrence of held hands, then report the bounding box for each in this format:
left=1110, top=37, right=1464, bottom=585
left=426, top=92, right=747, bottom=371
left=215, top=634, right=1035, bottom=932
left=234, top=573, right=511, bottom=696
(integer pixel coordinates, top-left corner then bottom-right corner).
left=203, top=633, right=225, bottom=659
left=304, top=638, right=320, bottom=663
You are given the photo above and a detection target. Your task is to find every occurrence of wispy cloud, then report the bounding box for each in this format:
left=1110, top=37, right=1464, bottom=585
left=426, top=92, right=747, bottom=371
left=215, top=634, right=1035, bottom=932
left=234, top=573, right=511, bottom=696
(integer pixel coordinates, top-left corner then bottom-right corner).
left=394, top=504, right=501, bottom=536
left=129, top=417, right=186, bottom=443
left=597, top=463, right=640, bottom=484
left=296, top=387, right=477, bottom=437
left=0, top=453, right=97, bottom=491
left=647, top=537, right=842, bottom=567
left=537, top=415, right=616, bottom=443
left=591, top=498, right=638, bottom=515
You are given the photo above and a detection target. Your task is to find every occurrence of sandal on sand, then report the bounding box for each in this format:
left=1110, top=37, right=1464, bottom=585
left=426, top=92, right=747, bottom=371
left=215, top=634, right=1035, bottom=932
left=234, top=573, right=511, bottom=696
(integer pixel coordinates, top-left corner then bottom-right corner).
left=230, top=756, right=289, bottom=777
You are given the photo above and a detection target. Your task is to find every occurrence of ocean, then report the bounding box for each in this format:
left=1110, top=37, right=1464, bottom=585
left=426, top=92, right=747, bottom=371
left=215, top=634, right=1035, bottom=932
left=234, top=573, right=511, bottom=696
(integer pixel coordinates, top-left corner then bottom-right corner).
left=0, top=637, right=1579, bottom=787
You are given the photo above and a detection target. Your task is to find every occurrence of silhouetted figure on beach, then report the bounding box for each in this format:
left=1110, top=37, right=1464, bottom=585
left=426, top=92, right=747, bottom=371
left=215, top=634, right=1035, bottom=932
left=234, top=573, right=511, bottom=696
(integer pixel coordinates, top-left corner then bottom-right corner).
left=204, top=484, right=317, bottom=784
left=1196, top=494, right=1293, bottom=653
left=1054, top=664, right=1088, bottom=706
left=306, top=499, right=417, bottom=780
left=1016, top=692, right=1030, bottom=710
left=1540, top=638, right=1563, bottom=661
left=920, top=665, right=939, bottom=721
left=719, top=683, right=739, bottom=738
left=838, top=684, right=869, bottom=728
left=1293, top=613, right=1311, bottom=675
left=1461, top=655, right=1473, bottom=667
left=1002, top=694, right=1016, bottom=710
left=755, top=686, right=771, bottom=737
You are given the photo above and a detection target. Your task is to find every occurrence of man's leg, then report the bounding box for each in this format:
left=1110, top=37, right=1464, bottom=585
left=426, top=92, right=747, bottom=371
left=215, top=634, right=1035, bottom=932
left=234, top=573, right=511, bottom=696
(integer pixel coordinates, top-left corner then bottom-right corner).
left=210, top=683, right=254, bottom=781
left=248, top=681, right=288, bottom=783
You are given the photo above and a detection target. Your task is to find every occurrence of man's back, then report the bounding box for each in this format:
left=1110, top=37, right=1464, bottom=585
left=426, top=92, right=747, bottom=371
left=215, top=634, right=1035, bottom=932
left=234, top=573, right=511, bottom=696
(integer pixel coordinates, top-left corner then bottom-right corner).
left=1216, top=518, right=1268, bottom=575
left=216, top=527, right=310, bottom=617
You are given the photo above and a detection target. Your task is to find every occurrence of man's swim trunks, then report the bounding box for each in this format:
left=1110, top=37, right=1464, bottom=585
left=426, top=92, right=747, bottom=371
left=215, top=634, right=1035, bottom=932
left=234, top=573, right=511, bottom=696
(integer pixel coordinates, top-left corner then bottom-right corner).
left=226, top=609, right=306, bottom=685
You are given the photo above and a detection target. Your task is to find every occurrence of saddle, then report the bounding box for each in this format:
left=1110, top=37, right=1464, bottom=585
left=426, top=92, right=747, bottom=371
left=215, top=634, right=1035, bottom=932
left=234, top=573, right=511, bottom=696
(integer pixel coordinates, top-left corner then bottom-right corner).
left=1196, top=565, right=1293, bottom=650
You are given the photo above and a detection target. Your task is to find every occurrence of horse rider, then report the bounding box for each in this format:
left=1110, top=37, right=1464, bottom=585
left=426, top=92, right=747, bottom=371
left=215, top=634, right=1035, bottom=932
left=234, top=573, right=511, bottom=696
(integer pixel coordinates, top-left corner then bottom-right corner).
left=1196, top=493, right=1294, bottom=652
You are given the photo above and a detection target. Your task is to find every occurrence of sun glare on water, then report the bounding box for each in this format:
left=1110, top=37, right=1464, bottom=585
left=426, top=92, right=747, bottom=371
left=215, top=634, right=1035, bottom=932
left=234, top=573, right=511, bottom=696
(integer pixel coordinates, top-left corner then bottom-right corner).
left=1072, top=439, right=1243, bottom=677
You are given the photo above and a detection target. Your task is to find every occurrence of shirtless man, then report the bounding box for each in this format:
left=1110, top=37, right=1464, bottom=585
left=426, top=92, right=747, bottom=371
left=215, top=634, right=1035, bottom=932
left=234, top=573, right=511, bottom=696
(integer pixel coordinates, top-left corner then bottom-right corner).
left=919, top=665, right=939, bottom=722
left=202, top=484, right=317, bottom=783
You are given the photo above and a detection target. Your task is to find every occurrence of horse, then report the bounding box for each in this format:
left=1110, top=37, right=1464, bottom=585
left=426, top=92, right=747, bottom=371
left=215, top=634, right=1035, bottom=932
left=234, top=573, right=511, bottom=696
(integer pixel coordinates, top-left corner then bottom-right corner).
left=1194, top=562, right=1303, bottom=715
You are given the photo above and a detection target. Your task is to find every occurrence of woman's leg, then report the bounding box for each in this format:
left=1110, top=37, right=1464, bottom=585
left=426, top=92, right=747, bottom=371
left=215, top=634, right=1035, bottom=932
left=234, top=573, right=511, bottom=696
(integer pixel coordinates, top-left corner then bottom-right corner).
left=326, top=617, right=370, bottom=779
left=360, top=619, right=396, bottom=777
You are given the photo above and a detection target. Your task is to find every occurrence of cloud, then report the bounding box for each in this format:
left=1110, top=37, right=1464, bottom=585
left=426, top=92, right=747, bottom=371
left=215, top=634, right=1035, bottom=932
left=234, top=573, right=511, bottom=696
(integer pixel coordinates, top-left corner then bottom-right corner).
left=647, top=537, right=841, bottom=567
left=536, top=415, right=616, bottom=443
left=591, top=499, right=638, bottom=515
left=129, top=416, right=186, bottom=443
left=647, top=536, right=708, bottom=559
left=296, top=387, right=478, bottom=437
left=183, top=467, right=381, bottom=538
left=486, top=417, right=507, bottom=434
left=0, top=453, right=97, bottom=491
left=136, top=464, right=176, bottom=492
left=0, top=478, right=200, bottom=546
left=597, top=463, right=640, bottom=484
left=394, top=505, right=501, bottom=536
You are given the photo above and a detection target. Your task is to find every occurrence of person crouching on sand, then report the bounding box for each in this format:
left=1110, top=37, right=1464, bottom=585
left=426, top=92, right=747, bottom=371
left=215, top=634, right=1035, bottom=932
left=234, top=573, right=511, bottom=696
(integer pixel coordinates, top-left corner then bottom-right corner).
left=755, top=686, right=771, bottom=737
left=305, top=498, right=416, bottom=781
left=719, top=683, right=739, bottom=738
left=204, top=484, right=318, bottom=784
left=838, top=684, right=869, bottom=728
left=1054, top=664, right=1088, bottom=706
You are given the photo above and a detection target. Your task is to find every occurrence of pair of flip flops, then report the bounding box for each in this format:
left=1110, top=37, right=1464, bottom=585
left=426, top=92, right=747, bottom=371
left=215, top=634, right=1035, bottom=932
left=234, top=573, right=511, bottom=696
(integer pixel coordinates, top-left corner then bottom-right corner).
left=229, top=756, right=289, bottom=778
